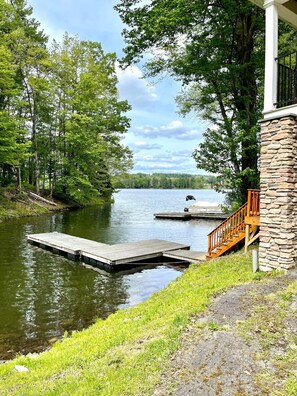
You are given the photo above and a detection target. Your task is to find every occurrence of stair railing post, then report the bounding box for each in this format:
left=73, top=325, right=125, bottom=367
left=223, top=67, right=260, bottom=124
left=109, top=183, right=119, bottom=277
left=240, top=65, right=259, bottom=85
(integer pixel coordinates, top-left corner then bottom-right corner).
left=245, top=224, right=250, bottom=253
left=208, top=234, right=212, bottom=256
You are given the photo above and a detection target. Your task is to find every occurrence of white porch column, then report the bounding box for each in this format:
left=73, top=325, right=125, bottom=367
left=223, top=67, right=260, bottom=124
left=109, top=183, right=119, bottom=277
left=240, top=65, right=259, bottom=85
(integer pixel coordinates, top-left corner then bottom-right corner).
left=263, top=1, right=278, bottom=114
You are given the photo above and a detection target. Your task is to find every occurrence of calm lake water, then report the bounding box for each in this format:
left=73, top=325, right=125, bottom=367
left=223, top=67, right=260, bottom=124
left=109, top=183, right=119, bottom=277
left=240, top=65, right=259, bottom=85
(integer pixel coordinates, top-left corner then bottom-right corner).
left=0, top=189, right=224, bottom=360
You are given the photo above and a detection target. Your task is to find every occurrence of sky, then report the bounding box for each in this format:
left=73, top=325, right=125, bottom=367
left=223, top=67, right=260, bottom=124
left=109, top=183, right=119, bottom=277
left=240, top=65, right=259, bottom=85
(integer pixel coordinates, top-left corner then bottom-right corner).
left=29, top=0, right=207, bottom=175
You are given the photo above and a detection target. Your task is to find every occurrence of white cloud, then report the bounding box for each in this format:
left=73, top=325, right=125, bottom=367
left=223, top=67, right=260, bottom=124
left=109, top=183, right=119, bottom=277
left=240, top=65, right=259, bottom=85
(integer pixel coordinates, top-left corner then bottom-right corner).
left=129, top=141, right=163, bottom=153
left=29, top=0, right=205, bottom=176
left=30, top=0, right=125, bottom=54
left=171, top=149, right=194, bottom=157
left=135, top=163, right=179, bottom=171
left=132, top=150, right=198, bottom=173
left=132, top=160, right=197, bottom=174
left=133, top=120, right=203, bottom=141
left=116, top=64, right=159, bottom=108
left=134, top=153, right=187, bottom=164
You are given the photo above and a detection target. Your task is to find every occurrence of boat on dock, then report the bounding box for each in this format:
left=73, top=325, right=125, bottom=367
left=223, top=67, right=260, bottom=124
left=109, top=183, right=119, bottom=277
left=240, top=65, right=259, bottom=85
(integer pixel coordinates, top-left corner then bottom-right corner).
left=27, top=232, right=206, bottom=270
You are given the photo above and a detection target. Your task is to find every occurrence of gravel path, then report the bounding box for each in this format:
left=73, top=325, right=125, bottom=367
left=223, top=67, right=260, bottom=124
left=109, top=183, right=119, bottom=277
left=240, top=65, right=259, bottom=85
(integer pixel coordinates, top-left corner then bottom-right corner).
left=154, top=270, right=297, bottom=396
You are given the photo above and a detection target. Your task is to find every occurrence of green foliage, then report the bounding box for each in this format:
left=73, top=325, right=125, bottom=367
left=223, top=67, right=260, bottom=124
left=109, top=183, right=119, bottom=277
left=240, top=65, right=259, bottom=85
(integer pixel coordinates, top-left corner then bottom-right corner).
left=48, top=35, right=132, bottom=204
left=112, top=172, right=218, bottom=189
left=285, top=377, right=297, bottom=396
left=0, top=111, right=29, bottom=167
left=115, top=0, right=266, bottom=206
left=0, top=3, right=132, bottom=204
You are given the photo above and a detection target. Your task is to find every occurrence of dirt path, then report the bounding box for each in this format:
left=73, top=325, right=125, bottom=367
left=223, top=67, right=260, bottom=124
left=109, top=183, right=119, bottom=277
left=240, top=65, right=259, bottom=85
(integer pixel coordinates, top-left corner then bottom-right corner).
left=154, top=270, right=297, bottom=396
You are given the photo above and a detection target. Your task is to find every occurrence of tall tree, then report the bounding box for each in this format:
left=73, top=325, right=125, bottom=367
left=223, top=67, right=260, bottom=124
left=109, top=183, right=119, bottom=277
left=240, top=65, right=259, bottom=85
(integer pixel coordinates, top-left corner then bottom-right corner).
left=0, top=0, right=48, bottom=189
left=0, top=2, right=132, bottom=202
left=115, top=0, right=265, bottom=206
left=0, top=0, right=45, bottom=188
left=49, top=35, right=132, bottom=204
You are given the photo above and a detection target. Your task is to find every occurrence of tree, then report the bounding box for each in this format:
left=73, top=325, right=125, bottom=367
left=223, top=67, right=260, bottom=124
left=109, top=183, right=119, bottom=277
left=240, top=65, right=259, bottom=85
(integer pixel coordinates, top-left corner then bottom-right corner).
left=49, top=35, right=132, bottom=204
left=0, top=0, right=46, bottom=189
left=11, top=28, right=50, bottom=193
left=0, top=2, right=132, bottom=202
left=0, top=0, right=48, bottom=190
left=115, top=0, right=265, bottom=206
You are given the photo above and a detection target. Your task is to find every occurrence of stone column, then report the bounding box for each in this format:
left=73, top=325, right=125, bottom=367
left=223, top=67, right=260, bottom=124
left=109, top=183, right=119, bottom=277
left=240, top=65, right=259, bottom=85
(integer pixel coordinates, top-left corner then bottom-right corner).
left=259, top=115, right=297, bottom=271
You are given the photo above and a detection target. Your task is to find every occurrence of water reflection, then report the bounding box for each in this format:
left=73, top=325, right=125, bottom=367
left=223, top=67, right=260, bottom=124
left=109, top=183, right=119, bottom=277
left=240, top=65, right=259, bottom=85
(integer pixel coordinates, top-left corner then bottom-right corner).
left=0, top=189, right=223, bottom=359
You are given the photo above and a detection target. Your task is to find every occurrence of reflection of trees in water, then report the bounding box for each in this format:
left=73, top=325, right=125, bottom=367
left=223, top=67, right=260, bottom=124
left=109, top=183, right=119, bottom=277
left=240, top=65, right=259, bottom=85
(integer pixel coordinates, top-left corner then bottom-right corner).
left=0, top=194, right=189, bottom=359
left=60, top=205, right=113, bottom=244
left=0, top=238, right=129, bottom=360
left=0, top=218, right=40, bottom=359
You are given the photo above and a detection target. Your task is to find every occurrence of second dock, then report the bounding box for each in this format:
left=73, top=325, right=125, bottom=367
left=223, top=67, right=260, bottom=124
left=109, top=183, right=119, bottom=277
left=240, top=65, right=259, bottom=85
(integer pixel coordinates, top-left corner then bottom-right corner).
left=154, top=212, right=228, bottom=220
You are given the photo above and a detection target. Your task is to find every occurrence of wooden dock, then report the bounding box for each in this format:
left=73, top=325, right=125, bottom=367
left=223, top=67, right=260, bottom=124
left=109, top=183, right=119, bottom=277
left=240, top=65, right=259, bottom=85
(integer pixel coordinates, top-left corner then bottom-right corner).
left=163, top=249, right=206, bottom=263
left=27, top=232, right=198, bottom=269
left=154, top=212, right=228, bottom=220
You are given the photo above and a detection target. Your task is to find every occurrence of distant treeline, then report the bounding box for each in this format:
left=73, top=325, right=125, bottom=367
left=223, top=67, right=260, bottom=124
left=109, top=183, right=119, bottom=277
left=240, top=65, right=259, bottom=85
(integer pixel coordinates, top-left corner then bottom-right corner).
left=112, top=173, right=218, bottom=189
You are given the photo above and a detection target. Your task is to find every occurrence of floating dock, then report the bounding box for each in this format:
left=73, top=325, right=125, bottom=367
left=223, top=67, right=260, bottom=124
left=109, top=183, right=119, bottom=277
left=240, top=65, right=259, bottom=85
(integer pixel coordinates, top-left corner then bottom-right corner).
left=163, top=249, right=206, bottom=263
left=27, top=232, right=205, bottom=270
left=154, top=212, right=228, bottom=220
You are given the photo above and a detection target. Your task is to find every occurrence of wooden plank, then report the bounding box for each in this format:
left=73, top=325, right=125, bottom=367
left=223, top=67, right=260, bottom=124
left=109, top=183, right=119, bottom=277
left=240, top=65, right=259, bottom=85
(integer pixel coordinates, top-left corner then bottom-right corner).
left=154, top=212, right=228, bottom=220
left=27, top=232, right=108, bottom=256
left=245, top=215, right=260, bottom=226
left=82, top=239, right=190, bottom=265
left=190, top=213, right=228, bottom=220
left=154, top=212, right=192, bottom=220
left=27, top=232, right=191, bottom=268
left=163, top=249, right=206, bottom=263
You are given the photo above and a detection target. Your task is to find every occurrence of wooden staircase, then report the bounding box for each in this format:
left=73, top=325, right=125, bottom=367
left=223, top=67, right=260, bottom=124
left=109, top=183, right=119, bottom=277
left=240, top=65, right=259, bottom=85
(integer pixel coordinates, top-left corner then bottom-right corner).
left=207, top=190, right=260, bottom=259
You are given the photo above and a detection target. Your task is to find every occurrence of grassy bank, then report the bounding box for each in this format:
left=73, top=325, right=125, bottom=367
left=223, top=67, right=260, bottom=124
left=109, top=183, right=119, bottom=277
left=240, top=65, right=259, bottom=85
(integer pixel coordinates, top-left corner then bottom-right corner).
left=0, top=252, right=265, bottom=395
left=0, top=188, right=70, bottom=221
left=0, top=187, right=113, bottom=221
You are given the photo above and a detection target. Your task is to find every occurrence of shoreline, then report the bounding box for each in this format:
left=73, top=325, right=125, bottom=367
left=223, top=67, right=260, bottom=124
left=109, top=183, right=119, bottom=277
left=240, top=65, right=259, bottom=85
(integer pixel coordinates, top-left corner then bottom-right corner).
left=1, top=252, right=296, bottom=395
left=0, top=188, right=111, bottom=222
left=0, top=252, right=267, bottom=394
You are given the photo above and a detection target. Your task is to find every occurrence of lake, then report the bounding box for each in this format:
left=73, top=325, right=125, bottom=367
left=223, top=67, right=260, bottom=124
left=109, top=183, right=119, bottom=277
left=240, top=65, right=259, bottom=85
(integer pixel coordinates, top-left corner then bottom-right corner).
left=0, top=188, right=224, bottom=360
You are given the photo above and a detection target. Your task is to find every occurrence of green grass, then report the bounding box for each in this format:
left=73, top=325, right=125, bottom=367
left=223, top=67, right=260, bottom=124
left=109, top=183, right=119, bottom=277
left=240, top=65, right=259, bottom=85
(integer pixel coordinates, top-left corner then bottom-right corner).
left=0, top=252, right=263, bottom=395
left=236, top=278, right=297, bottom=395
left=273, top=281, right=297, bottom=396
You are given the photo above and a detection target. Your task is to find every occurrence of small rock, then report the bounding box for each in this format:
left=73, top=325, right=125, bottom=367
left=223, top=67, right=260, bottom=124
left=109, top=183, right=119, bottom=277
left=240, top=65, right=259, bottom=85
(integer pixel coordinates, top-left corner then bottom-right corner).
left=47, top=337, right=59, bottom=344
left=15, top=365, right=29, bottom=373
left=133, top=316, right=142, bottom=321
left=196, top=317, right=208, bottom=325
left=26, top=352, right=39, bottom=359
left=290, top=300, right=297, bottom=310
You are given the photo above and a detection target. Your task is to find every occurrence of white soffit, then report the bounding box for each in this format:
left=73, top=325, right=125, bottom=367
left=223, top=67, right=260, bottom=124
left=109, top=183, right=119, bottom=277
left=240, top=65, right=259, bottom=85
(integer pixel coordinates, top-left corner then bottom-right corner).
left=250, top=0, right=297, bottom=29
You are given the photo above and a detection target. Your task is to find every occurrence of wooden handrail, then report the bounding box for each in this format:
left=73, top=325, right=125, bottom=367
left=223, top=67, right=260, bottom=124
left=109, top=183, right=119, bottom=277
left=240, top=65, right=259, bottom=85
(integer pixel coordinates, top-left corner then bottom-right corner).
left=247, top=189, right=260, bottom=217
left=207, top=189, right=260, bottom=257
left=207, top=202, right=248, bottom=256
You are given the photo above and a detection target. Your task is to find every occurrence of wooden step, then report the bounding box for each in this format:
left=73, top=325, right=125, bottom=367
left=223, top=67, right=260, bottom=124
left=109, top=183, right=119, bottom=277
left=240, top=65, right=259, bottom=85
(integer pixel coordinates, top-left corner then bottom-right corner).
left=207, top=231, right=246, bottom=259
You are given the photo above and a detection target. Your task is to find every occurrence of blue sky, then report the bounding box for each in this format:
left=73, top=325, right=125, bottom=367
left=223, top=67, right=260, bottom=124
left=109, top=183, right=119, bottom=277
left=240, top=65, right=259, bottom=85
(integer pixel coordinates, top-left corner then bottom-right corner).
left=29, top=0, right=206, bottom=174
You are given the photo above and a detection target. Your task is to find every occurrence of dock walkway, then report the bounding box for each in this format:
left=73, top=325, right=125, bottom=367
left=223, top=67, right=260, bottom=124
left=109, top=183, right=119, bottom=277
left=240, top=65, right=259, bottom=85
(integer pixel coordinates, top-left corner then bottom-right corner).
left=27, top=232, right=204, bottom=269
left=154, top=212, right=228, bottom=220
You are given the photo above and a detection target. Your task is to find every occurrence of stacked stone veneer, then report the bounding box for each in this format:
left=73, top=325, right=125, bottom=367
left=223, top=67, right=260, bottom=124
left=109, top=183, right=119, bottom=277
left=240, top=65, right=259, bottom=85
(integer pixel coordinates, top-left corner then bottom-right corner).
left=259, top=115, right=297, bottom=271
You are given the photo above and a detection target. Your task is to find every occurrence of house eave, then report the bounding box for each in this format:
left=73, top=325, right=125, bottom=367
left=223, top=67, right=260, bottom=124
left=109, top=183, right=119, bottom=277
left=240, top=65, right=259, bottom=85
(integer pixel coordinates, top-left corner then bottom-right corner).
left=250, top=0, right=297, bottom=29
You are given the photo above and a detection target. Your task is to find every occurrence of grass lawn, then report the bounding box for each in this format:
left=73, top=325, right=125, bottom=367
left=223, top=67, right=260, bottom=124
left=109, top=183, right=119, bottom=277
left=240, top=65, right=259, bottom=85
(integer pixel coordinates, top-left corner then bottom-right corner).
left=0, top=252, right=265, bottom=395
